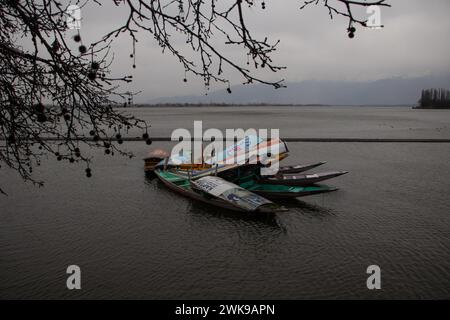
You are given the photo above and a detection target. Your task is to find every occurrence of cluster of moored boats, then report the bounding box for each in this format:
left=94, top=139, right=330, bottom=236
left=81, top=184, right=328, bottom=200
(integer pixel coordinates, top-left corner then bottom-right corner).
left=144, top=136, right=347, bottom=213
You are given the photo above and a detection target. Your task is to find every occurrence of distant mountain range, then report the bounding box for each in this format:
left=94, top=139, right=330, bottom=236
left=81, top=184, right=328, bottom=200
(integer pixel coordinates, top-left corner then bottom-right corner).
left=147, top=74, right=450, bottom=106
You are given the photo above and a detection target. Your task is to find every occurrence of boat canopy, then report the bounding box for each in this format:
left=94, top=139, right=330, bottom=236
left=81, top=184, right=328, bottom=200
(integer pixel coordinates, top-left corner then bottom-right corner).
left=156, top=135, right=289, bottom=171
left=191, top=176, right=274, bottom=212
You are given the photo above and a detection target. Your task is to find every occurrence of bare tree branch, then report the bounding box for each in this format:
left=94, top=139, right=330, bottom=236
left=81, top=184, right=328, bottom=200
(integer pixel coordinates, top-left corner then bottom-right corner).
left=300, top=0, right=391, bottom=36
left=0, top=0, right=391, bottom=194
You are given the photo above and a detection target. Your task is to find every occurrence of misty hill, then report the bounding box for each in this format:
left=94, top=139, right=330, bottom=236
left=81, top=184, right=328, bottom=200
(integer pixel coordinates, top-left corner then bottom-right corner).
left=147, top=74, right=450, bottom=106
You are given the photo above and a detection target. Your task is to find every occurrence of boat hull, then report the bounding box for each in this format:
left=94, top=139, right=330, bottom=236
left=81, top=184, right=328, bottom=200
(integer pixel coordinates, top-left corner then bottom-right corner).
left=259, top=171, right=348, bottom=186
left=240, top=179, right=338, bottom=199
left=253, top=186, right=338, bottom=199
left=155, top=170, right=248, bottom=212
left=155, top=170, right=285, bottom=213
left=278, top=161, right=326, bottom=174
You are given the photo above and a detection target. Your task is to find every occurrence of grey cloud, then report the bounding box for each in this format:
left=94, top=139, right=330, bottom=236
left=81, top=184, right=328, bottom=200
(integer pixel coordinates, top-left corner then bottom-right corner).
left=74, top=0, right=450, bottom=102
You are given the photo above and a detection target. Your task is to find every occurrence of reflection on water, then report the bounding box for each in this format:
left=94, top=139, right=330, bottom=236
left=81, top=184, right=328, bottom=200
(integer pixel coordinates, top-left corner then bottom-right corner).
left=277, top=198, right=339, bottom=218
left=188, top=201, right=286, bottom=232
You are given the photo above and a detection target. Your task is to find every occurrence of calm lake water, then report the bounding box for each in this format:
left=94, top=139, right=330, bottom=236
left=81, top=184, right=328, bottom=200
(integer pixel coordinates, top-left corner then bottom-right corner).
left=1, top=106, right=450, bottom=299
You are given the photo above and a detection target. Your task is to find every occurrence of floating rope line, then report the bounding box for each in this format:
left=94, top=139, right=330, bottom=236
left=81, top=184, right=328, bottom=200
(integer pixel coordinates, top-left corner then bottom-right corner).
left=1, top=137, right=450, bottom=143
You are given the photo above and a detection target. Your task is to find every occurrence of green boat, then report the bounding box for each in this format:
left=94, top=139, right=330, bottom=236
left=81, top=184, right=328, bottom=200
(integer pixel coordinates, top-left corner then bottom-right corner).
left=239, top=180, right=337, bottom=199
left=154, top=169, right=287, bottom=213
left=220, top=166, right=338, bottom=199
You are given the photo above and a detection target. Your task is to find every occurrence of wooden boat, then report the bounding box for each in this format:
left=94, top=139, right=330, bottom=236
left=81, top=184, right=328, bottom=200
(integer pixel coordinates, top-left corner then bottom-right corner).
left=155, top=169, right=286, bottom=213
left=278, top=161, right=327, bottom=174
left=239, top=180, right=338, bottom=199
left=146, top=135, right=290, bottom=176
left=147, top=136, right=347, bottom=210
left=258, top=171, right=348, bottom=186
left=144, top=149, right=170, bottom=174
left=144, top=157, right=161, bottom=174
left=225, top=168, right=340, bottom=198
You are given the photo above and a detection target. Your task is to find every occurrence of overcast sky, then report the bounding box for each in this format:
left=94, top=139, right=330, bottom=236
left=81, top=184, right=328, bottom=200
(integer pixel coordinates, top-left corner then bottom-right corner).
left=75, top=0, right=450, bottom=102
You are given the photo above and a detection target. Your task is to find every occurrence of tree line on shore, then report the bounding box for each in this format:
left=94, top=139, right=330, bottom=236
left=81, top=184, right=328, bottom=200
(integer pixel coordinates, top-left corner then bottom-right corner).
left=419, top=88, right=450, bottom=108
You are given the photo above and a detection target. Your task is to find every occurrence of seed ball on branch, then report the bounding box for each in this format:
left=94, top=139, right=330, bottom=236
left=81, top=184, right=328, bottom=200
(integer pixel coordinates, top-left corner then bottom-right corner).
left=78, top=45, right=87, bottom=54
left=88, top=71, right=97, bottom=81
left=348, top=32, right=355, bottom=39
left=105, top=149, right=111, bottom=155
left=86, top=172, right=92, bottom=178
left=146, top=139, right=152, bottom=145
left=142, top=132, right=149, bottom=140
left=74, top=34, right=81, bottom=42
left=91, top=62, right=100, bottom=70
left=89, top=130, right=95, bottom=136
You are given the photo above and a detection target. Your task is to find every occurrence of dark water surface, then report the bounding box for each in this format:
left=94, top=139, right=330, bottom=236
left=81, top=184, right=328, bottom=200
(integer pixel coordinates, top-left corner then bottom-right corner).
left=1, top=107, right=450, bottom=299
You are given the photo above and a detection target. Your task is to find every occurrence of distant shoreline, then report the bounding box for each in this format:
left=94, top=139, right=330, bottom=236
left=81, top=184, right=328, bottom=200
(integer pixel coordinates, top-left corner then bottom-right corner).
left=412, top=106, right=450, bottom=109
left=124, top=103, right=413, bottom=108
